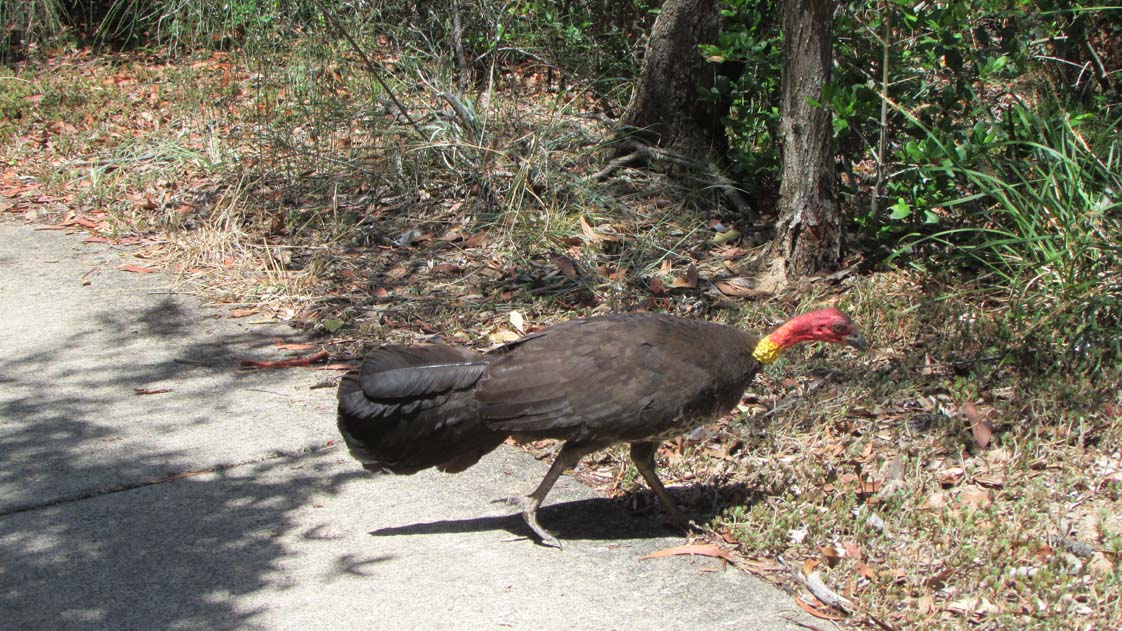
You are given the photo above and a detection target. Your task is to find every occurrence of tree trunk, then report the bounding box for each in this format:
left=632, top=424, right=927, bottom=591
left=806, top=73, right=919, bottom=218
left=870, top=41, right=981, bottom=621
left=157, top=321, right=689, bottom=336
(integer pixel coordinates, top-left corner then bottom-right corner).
left=775, top=0, right=841, bottom=278
left=619, top=0, right=722, bottom=161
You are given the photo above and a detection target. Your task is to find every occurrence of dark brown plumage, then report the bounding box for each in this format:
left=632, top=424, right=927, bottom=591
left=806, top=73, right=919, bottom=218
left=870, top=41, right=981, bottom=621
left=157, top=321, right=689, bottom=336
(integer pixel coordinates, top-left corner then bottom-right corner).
left=338, top=309, right=864, bottom=546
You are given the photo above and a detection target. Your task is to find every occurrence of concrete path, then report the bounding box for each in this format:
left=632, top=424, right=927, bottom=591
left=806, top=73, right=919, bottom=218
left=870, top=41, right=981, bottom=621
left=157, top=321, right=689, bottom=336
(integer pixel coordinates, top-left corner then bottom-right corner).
left=0, top=220, right=812, bottom=631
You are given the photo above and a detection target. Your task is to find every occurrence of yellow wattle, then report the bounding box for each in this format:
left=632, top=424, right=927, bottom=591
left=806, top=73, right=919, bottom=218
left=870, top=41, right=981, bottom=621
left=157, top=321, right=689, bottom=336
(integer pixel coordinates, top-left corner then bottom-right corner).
left=752, top=335, right=784, bottom=364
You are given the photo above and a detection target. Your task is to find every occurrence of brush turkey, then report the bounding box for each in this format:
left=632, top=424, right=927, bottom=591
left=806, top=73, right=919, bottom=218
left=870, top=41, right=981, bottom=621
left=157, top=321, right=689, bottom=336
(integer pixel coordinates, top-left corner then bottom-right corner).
left=337, top=308, right=865, bottom=547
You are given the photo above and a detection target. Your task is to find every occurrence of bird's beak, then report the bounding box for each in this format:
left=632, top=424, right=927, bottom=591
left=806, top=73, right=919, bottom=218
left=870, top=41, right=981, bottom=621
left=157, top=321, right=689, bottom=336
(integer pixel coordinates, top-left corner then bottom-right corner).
left=844, top=331, right=867, bottom=351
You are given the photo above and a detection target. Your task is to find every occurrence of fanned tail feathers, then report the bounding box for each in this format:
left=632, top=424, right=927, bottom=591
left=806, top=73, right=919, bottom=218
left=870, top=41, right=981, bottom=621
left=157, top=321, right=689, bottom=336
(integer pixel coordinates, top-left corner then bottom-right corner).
left=337, top=345, right=505, bottom=474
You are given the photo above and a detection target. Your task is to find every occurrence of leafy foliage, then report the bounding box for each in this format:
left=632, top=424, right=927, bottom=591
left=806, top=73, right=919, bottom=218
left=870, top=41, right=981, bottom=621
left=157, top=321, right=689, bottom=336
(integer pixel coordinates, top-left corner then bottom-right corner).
left=708, top=0, right=1122, bottom=370
left=891, top=101, right=1122, bottom=368
left=699, top=0, right=782, bottom=193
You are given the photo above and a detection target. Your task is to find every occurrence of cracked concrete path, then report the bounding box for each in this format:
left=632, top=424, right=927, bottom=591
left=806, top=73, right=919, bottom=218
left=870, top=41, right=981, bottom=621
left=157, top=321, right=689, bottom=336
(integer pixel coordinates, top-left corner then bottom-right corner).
left=0, top=220, right=813, bottom=631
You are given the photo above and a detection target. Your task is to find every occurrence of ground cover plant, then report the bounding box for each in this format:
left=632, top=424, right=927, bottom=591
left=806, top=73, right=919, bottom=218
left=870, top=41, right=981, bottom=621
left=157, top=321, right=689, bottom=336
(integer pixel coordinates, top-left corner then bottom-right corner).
left=2, top=1, right=1120, bottom=629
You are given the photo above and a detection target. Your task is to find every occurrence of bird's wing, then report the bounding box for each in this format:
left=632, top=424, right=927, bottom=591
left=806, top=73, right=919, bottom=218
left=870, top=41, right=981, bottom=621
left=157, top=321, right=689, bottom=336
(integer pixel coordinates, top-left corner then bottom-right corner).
left=477, top=316, right=719, bottom=440
left=356, top=345, right=488, bottom=399
left=340, top=345, right=487, bottom=422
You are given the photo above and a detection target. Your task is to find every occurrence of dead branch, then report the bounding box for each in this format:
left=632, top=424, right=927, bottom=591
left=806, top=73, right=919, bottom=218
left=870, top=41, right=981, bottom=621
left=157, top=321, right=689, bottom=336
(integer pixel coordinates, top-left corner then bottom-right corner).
left=314, top=0, right=425, bottom=139
left=588, top=139, right=754, bottom=216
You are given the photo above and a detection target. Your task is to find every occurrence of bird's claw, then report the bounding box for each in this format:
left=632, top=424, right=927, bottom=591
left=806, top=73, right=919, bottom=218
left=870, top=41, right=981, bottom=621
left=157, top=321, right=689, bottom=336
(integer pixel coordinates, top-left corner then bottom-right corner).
left=658, top=502, right=694, bottom=533
left=494, top=496, right=562, bottom=548
left=523, top=508, right=562, bottom=549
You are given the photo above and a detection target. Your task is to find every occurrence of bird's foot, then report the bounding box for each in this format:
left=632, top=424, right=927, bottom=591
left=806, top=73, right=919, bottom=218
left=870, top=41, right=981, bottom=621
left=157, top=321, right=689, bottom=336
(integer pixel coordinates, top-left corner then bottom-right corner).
left=523, top=508, right=562, bottom=549
left=660, top=503, right=699, bottom=534
left=492, top=496, right=562, bottom=548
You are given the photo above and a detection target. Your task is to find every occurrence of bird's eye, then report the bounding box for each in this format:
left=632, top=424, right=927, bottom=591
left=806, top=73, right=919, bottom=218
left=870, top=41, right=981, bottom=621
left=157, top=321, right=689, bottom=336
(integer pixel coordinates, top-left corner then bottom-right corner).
left=832, top=322, right=846, bottom=333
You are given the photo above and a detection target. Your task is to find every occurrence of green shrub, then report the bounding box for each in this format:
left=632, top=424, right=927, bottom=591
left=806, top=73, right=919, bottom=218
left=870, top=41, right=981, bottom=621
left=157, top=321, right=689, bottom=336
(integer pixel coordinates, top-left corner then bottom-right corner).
left=891, top=100, right=1122, bottom=369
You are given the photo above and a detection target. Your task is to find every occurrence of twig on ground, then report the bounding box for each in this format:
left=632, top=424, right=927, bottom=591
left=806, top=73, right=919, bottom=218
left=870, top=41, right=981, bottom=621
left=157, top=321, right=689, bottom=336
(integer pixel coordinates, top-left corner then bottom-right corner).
left=241, top=349, right=330, bottom=369
left=587, top=139, right=754, bottom=215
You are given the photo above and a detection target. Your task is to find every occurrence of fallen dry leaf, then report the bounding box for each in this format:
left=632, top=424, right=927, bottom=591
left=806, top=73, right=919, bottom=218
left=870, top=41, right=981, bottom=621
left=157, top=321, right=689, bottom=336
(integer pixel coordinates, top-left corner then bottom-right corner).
left=938, top=467, right=965, bottom=486
left=962, top=401, right=994, bottom=448
left=1089, top=552, right=1115, bottom=577
left=579, top=216, right=619, bottom=243
left=413, top=319, right=438, bottom=334
left=430, top=263, right=462, bottom=274
left=273, top=340, right=317, bottom=351
left=134, top=387, right=173, bottom=395
left=819, top=544, right=845, bottom=567
left=240, top=350, right=329, bottom=369
left=229, top=308, right=258, bottom=318
left=384, top=265, right=410, bottom=281
left=488, top=329, right=521, bottom=344
left=120, top=265, right=157, bottom=274
left=640, top=543, right=732, bottom=563
left=858, top=477, right=883, bottom=495
left=670, top=264, right=698, bottom=289
left=946, top=596, right=999, bottom=618
left=923, top=565, right=955, bottom=588
left=463, top=231, right=488, bottom=248
left=974, top=471, right=1006, bottom=488
left=438, top=226, right=464, bottom=241
left=856, top=559, right=878, bottom=579
left=802, top=557, right=821, bottom=576
left=741, top=558, right=783, bottom=573
left=550, top=253, right=577, bottom=279
left=920, top=492, right=948, bottom=511
left=955, top=484, right=991, bottom=510
left=714, top=277, right=761, bottom=297
left=509, top=310, right=525, bottom=334
left=916, top=595, right=936, bottom=616
left=794, top=597, right=846, bottom=621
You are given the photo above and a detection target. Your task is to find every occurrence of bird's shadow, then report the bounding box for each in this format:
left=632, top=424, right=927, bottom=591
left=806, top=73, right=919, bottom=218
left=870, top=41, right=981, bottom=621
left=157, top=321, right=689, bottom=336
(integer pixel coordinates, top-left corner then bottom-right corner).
left=370, top=482, right=756, bottom=544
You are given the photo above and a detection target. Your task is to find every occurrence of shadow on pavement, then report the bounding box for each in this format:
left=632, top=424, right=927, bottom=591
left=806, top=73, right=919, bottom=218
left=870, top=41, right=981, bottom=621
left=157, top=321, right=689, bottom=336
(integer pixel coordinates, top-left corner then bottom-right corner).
left=0, top=291, right=357, bottom=629
left=1, top=453, right=366, bottom=630
left=369, top=496, right=676, bottom=543
left=0, top=294, right=326, bottom=512
left=369, top=480, right=760, bottom=545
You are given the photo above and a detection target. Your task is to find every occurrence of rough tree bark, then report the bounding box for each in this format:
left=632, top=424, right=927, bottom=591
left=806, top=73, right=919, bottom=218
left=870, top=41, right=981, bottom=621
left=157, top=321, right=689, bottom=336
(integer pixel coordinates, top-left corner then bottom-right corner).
left=619, top=0, right=723, bottom=162
left=774, top=0, right=841, bottom=278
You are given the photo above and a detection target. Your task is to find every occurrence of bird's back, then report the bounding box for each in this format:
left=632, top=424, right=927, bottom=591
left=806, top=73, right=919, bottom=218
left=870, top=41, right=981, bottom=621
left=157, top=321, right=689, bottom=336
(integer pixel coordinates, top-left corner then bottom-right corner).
left=478, top=312, right=761, bottom=443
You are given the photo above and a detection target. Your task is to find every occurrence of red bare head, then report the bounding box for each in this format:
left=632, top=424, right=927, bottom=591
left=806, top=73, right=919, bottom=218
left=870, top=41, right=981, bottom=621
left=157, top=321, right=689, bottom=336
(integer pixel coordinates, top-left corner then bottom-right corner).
left=753, top=308, right=866, bottom=363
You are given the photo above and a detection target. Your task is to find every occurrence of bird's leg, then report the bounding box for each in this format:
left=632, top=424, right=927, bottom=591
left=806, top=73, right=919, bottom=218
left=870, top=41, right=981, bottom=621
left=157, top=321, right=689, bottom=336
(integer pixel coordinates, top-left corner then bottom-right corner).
left=629, top=442, right=692, bottom=531
left=523, top=441, right=602, bottom=548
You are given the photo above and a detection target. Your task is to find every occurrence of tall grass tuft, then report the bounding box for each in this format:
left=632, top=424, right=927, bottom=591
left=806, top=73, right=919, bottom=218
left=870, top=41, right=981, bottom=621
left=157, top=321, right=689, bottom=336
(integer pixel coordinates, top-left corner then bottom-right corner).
left=1, top=0, right=65, bottom=59
left=2, top=0, right=325, bottom=57
left=892, top=100, right=1122, bottom=370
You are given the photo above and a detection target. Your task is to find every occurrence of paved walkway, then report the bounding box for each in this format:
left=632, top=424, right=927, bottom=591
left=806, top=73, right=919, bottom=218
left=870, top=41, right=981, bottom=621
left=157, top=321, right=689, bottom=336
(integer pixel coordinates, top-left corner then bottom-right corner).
left=0, top=220, right=812, bottom=630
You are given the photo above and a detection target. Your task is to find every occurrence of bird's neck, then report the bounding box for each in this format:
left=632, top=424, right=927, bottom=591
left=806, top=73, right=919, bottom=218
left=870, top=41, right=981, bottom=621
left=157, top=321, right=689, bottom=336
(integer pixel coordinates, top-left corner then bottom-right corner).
left=752, top=335, right=784, bottom=364
left=751, top=317, right=813, bottom=364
